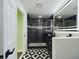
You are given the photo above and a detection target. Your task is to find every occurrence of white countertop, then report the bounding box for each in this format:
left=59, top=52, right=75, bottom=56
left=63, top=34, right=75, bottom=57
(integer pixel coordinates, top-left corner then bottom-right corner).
left=52, top=37, right=79, bottom=39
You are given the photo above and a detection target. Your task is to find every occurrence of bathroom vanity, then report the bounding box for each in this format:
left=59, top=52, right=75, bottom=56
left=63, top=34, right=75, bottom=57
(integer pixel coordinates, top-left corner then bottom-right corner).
left=52, top=37, right=79, bottom=59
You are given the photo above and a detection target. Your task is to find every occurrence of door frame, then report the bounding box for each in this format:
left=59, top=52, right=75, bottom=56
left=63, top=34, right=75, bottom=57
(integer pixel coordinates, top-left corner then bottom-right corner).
left=16, top=1, right=27, bottom=58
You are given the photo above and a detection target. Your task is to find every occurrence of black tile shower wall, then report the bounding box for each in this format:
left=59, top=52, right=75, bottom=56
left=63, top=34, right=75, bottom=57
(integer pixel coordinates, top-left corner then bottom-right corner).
left=28, top=28, right=42, bottom=43
left=27, top=18, right=53, bottom=43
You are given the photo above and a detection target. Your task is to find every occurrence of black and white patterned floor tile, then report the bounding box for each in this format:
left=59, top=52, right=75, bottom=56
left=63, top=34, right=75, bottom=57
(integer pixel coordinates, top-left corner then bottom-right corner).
left=22, top=48, right=51, bottom=59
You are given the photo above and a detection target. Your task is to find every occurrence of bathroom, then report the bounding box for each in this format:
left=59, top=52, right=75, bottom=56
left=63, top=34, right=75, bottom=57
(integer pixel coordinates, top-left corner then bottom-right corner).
left=0, top=0, right=79, bottom=59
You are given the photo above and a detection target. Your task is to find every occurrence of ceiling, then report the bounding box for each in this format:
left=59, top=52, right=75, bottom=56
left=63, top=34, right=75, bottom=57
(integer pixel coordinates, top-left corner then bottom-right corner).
left=20, top=0, right=66, bottom=18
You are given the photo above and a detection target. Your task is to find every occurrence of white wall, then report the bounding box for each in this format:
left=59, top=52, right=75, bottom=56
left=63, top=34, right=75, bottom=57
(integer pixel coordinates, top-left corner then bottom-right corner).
left=77, top=0, right=79, bottom=30
left=3, top=0, right=27, bottom=59
left=0, top=0, right=4, bottom=55
left=4, top=0, right=17, bottom=59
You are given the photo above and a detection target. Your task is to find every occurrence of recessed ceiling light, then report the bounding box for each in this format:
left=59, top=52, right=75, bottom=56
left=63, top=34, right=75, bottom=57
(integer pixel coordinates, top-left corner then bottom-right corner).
left=39, top=16, right=42, bottom=18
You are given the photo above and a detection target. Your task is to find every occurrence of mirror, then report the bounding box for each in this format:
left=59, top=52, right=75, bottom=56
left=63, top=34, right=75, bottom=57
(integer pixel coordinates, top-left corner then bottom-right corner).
left=54, top=0, right=77, bottom=29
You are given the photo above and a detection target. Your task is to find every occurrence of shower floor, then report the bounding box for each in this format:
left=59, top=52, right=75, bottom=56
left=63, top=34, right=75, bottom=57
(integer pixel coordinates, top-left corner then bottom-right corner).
left=21, top=47, right=51, bottom=59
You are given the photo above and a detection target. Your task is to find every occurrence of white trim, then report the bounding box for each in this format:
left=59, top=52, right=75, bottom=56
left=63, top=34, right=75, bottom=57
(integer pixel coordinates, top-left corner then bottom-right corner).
left=16, top=49, right=24, bottom=52
left=52, top=38, right=56, bottom=59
